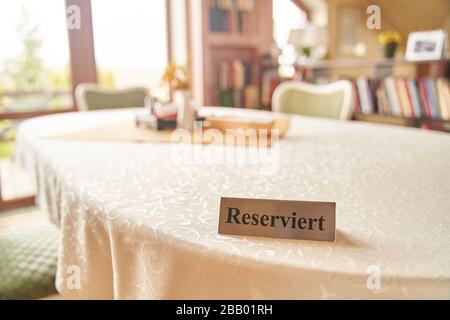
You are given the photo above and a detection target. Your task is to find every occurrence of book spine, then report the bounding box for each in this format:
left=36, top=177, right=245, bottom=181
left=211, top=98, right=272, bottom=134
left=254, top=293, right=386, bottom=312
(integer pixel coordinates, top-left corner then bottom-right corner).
left=385, top=78, right=401, bottom=116
left=407, top=79, right=421, bottom=118
left=219, top=88, right=233, bottom=107
left=425, top=78, right=440, bottom=119
left=226, top=0, right=233, bottom=33
left=232, top=59, right=244, bottom=89
left=377, top=81, right=388, bottom=115
left=418, top=78, right=431, bottom=118
left=376, top=89, right=385, bottom=115
left=233, top=89, right=244, bottom=108
left=382, top=84, right=391, bottom=115
left=444, top=80, right=450, bottom=120
left=397, top=78, right=412, bottom=117
left=243, top=62, right=252, bottom=86
left=351, top=80, right=361, bottom=113
left=394, top=78, right=406, bottom=117
left=244, top=85, right=258, bottom=109
left=356, top=78, right=368, bottom=114
left=219, top=61, right=230, bottom=89
left=269, top=78, right=278, bottom=106
left=364, top=78, right=374, bottom=114
left=403, top=79, right=415, bottom=118
left=430, top=78, right=442, bottom=120
left=209, top=0, right=219, bottom=32
left=436, top=78, right=450, bottom=120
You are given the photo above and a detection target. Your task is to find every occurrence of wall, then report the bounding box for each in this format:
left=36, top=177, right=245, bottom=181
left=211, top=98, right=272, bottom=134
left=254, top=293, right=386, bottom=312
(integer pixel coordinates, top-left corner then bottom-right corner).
left=327, top=0, right=450, bottom=60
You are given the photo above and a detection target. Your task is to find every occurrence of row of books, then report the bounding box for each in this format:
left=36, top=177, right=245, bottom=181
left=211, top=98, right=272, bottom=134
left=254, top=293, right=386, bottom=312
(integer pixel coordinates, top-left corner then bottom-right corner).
left=261, top=69, right=281, bottom=107
left=354, top=77, right=450, bottom=120
left=218, top=58, right=258, bottom=108
left=209, top=0, right=255, bottom=33
left=219, top=86, right=259, bottom=109
left=219, top=59, right=252, bottom=90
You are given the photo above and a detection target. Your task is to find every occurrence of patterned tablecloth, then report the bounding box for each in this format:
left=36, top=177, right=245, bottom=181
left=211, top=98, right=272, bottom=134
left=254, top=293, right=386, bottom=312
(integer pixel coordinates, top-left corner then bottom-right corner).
left=15, top=107, right=450, bottom=299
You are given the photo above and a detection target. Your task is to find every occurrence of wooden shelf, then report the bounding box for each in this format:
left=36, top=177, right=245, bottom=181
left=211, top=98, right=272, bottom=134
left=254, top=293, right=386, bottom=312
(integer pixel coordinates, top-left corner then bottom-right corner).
left=297, top=58, right=449, bottom=133
left=207, top=33, right=259, bottom=48
left=299, top=58, right=450, bottom=71
left=354, top=112, right=450, bottom=132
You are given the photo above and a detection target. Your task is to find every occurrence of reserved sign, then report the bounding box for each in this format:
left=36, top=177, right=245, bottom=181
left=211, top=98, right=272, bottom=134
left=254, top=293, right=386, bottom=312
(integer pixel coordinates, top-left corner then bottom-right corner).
left=218, top=197, right=336, bottom=242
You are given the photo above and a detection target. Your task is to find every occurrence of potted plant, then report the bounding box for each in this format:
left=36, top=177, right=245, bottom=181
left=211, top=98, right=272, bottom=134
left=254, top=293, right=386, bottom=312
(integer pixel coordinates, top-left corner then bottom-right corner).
left=161, top=63, right=195, bottom=130
left=161, top=63, right=190, bottom=102
left=378, top=31, right=401, bottom=59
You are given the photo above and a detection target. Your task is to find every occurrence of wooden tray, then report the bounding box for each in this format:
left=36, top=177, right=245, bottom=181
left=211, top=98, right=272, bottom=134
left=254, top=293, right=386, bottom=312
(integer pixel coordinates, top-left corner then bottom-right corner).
left=203, top=116, right=291, bottom=137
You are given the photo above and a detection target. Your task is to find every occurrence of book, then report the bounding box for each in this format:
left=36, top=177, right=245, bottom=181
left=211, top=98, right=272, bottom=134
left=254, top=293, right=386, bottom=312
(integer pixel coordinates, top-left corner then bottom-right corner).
left=220, top=88, right=234, bottom=107
left=406, top=79, right=421, bottom=118
left=219, top=61, right=231, bottom=89
left=425, top=78, right=440, bottom=119
left=233, top=88, right=244, bottom=108
left=356, top=77, right=374, bottom=114
left=376, top=88, right=386, bottom=115
left=396, top=78, right=413, bottom=118
left=350, top=75, right=448, bottom=128
left=209, top=0, right=254, bottom=33
left=384, top=77, right=401, bottom=116
left=436, top=78, right=450, bottom=120
left=232, top=59, right=245, bottom=89
left=418, top=79, right=432, bottom=118
left=351, top=81, right=361, bottom=113
left=244, top=85, right=259, bottom=109
left=403, top=79, right=416, bottom=118
left=261, top=69, right=280, bottom=107
left=243, top=62, right=252, bottom=86
left=218, top=57, right=258, bottom=108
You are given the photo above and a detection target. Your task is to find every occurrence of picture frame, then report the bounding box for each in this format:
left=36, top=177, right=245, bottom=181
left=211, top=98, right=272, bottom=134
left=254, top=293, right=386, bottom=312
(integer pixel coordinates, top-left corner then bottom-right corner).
left=405, top=30, right=447, bottom=61
left=337, top=6, right=365, bottom=57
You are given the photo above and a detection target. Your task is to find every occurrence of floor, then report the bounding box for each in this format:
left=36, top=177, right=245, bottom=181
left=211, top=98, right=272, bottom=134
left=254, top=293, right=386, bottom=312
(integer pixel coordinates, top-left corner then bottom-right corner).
left=0, top=159, right=35, bottom=201
left=0, top=207, right=42, bottom=227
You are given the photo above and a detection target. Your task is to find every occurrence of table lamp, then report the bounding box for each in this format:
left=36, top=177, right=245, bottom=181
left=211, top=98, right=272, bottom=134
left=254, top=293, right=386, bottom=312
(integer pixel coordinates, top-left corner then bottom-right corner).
left=288, top=24, right=328, bottom=64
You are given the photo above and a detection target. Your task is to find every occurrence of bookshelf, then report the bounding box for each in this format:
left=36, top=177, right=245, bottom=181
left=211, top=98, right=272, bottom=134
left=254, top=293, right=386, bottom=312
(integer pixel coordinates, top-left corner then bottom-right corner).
left=295, top=58, right=450, bottom=132
left=303, top=58, right=450, bottom=70
left=187, top=0, right=273, bottom=109
left=354, top=112, right=450, bottom=132
left=296, top=58, right=449, bottom=82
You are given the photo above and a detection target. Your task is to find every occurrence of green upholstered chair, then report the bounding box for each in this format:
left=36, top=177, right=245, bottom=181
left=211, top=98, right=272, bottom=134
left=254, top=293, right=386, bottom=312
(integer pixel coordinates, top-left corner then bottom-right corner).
left=272, top=80, right=354, bottom=120
left=0, top=220, right=59, bottom=300
left=75, top=83, right=149, bottom=111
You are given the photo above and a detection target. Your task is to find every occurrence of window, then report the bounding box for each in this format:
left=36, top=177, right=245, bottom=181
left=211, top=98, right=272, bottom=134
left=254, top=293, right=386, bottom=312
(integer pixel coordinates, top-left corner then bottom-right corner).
left=0, top=0, right=73, bottom=115
left=273, top=0, right=307, bottom=74
left=0, top=0, right=72, bottom=208
left=0, top=0, right=172, bottom=208
left=91, top=0, right=168, bottom=95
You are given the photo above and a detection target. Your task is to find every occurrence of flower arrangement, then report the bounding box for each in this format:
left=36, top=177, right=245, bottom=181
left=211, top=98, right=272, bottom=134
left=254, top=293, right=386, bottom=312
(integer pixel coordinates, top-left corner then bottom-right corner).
left=378, top=31, right=401, bottom=45
left=378, top=31, right=401, bottom=58
left=161, top=63, right=190, bottom=91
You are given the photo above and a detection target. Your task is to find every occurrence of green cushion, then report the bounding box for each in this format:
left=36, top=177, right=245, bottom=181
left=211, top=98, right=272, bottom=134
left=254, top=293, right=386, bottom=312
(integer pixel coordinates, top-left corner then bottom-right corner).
left=279, top=89, right=345, bottom=119
left=84, top=90, right=147, bottom=110
left=0, top=221, right=59, bottom=300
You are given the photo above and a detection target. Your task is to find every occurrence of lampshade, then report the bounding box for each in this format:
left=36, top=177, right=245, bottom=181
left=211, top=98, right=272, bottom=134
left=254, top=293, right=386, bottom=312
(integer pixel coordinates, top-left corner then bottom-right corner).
left=288, top=24, right=328, bottom=48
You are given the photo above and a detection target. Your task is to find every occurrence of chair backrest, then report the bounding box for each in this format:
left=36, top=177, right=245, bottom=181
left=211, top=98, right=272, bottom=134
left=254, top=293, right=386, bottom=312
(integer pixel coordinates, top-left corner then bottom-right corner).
left=75, top=83, right=149, bottom=111
left=272, top=80, right=354, bottom=120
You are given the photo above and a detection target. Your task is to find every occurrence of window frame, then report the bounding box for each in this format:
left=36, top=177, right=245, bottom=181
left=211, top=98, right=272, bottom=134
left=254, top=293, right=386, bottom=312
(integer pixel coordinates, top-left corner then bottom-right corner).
left=0, top=0, right=173, bottom=210
left=0, top=0, right=172, bottom=121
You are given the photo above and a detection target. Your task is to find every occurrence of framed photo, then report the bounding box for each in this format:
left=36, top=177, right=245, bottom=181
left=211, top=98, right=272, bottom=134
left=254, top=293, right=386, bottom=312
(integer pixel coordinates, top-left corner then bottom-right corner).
left=405, top=30, right=447, bottom=61
left=337, top=6, right=365, bottom=57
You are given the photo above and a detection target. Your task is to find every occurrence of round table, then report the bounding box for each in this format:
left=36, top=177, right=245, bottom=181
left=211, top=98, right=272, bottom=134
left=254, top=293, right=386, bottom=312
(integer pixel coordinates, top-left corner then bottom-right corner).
left=15, top=107, right=450, bottom=299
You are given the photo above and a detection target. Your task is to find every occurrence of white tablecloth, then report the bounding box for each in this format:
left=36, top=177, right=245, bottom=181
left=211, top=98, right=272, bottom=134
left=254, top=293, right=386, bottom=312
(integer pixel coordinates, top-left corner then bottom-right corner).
left=15, top=107, right=450, bottom=299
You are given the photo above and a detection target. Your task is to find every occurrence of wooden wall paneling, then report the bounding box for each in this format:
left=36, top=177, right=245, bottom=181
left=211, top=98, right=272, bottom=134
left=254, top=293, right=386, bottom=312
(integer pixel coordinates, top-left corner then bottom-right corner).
left=66, top=0, right=97, bottom=110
